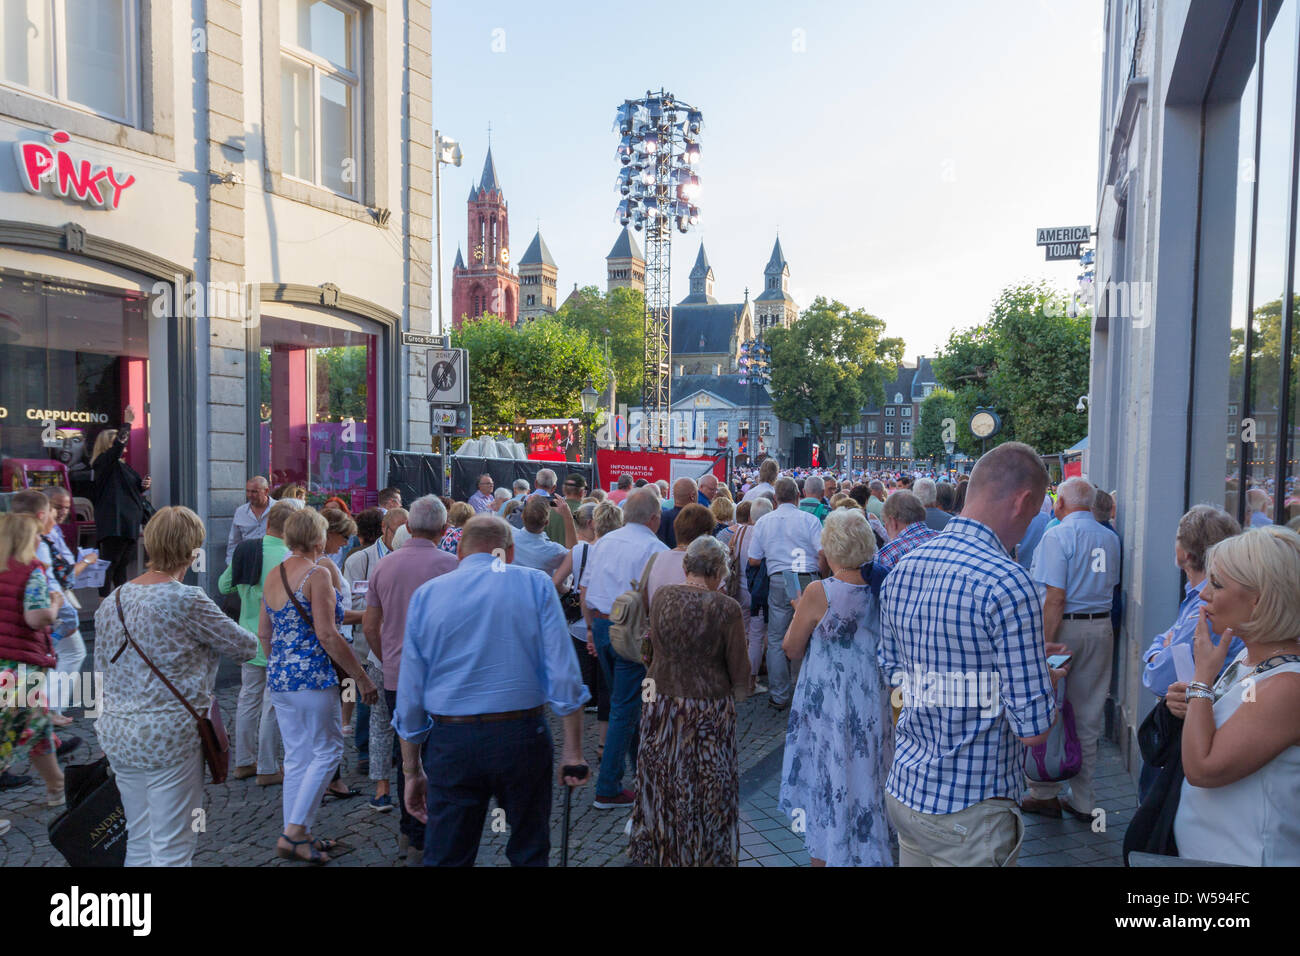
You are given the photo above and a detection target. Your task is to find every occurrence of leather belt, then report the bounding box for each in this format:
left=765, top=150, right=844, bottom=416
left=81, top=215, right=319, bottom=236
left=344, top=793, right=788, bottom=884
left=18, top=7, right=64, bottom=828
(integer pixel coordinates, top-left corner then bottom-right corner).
left=431, top=706, right=543, bottom=725
left=1063, top=611, right=1111, bottom=620
left=590, top=611, right=611, bottom=620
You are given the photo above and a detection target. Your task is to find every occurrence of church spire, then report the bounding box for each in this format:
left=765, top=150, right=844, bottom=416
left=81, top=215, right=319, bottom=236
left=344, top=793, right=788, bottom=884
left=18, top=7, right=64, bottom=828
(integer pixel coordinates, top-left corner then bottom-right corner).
left=479, top=147, right=501, bottom=193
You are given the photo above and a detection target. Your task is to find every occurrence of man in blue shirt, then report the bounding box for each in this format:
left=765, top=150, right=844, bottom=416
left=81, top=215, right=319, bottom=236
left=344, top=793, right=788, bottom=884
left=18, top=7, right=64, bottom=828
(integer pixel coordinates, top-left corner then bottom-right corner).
left=1022, top=477, right=1120, bottom=822
left=394, top=515, right=590, bottom=866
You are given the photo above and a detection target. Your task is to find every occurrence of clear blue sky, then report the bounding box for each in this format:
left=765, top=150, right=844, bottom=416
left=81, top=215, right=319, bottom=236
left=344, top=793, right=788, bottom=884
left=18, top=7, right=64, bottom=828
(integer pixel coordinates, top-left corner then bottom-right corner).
left=431, top=0, right=1103, bottom=358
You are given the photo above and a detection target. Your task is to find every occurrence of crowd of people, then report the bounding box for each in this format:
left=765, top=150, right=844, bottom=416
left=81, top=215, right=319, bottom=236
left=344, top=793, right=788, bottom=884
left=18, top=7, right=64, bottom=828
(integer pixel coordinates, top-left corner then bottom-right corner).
left=1, top=431, right=1297, bottom=868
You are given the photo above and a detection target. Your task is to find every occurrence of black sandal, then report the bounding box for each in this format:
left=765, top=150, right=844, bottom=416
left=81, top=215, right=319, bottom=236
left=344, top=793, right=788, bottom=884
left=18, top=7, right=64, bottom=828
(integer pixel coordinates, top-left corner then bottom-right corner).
left=323, top=785, right=362, bottom=801
left=276, top=833, right=328, bottom=865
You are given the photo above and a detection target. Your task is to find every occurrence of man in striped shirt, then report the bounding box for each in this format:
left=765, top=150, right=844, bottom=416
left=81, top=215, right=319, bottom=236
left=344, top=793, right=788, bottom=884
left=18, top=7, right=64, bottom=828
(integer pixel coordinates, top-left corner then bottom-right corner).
left=879, top=442, right=1061, bottom=867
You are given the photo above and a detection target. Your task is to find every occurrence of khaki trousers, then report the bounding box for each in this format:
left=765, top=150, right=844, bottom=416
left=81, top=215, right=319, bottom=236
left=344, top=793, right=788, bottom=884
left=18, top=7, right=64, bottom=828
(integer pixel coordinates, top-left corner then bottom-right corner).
left=886, top=792, right=1025, bottom=866
left=1026, top=616, right=1113, bottom=814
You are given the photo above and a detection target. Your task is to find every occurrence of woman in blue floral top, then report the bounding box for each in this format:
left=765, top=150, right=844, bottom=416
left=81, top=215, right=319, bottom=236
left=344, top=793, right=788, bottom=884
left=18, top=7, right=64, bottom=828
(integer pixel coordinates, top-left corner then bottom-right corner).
left=260, top=508, right=377, bottom=864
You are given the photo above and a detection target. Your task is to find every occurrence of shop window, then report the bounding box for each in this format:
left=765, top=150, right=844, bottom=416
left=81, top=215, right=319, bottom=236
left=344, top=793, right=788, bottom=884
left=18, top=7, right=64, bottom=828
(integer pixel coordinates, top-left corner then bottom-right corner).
left=257, top=312, right=377, bottom=503
left=280, top=0, right=362, bottom=199
left=0, top=271, right=150, bottom=509
left=0, top=0, right=140, bottom=125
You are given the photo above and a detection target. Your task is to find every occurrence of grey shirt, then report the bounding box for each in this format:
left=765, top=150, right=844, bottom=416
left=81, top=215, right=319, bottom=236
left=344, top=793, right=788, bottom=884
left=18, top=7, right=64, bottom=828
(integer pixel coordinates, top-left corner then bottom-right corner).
left=226, top=501, right=270, bottom=566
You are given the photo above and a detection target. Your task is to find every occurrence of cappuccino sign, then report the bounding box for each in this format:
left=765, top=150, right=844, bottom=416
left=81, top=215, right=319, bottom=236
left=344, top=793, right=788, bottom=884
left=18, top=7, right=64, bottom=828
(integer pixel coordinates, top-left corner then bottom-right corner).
left=13, top=130, right=135, bottom=211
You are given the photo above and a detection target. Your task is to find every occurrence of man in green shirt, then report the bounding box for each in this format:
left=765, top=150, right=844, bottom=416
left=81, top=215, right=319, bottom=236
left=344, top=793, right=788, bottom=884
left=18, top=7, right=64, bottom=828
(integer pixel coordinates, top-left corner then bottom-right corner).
left=219, top=499, right=300, bottom=784
left=798, top=474, right=831, bottom=523
left=866, top=480, right=887, bottom=519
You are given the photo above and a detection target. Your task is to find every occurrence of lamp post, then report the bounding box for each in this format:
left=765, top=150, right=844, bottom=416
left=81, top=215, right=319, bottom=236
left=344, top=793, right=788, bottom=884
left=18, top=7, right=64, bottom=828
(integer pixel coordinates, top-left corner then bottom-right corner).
left=944, top=439, right=955, bottom=479
left=580, top=377, right=598, bottom=464
left=434, top=131, right=463, bottom=337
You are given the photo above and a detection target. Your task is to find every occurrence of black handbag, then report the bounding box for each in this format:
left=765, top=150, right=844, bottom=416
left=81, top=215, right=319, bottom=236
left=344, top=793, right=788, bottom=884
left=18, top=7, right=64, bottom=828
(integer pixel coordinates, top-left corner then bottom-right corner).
left=561, top=543, right=589, bottom=623
left=47, top=756, right=128, bottom=867
left=1123, top=699, right=1183, bottom=864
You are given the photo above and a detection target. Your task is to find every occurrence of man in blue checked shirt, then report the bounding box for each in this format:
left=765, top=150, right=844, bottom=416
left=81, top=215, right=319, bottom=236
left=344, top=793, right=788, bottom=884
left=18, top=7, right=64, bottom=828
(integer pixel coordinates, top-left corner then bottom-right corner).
left=879, top=442, right=1062, bottom=867
left=394, top=515, right=590, bottom=866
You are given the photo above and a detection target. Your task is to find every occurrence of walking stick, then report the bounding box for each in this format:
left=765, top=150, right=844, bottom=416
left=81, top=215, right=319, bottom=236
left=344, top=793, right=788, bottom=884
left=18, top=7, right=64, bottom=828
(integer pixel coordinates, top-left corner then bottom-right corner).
left=560, top=764, right=588, bottom=867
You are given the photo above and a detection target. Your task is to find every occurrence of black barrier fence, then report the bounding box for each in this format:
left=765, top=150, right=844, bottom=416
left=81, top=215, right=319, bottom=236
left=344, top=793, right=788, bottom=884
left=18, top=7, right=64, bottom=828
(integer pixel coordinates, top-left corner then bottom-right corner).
left=387, top=450, right=444, bottom=501
left=450, top=457, right=594, bottom=503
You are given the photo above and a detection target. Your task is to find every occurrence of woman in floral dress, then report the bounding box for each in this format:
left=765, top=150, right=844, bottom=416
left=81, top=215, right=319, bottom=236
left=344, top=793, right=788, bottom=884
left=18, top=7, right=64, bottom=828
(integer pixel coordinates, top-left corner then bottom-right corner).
left=779, top=508, right=894, bottom=866
left=0, top=513, right=69, bottom=836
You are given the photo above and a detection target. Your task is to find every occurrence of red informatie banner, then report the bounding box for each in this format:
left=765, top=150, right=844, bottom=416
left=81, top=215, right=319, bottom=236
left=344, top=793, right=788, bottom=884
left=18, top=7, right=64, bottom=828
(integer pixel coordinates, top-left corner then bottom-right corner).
left=594, top=449, right=726, bottom=493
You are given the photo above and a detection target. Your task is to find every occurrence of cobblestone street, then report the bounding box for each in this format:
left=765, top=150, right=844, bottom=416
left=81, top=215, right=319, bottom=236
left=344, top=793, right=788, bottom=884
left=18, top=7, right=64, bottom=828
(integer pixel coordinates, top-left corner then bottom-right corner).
left=0, top=643, right=1135, bottom=867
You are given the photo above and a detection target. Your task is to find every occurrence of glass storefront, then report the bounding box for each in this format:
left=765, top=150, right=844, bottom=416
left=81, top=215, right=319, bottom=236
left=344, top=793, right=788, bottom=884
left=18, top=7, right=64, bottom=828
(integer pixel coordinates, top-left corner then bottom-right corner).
left=1209, top=0, right=1300, bottom=526
left=256, top=311, right=378, bottom=504
left=0, top=269, right=150, bottom=511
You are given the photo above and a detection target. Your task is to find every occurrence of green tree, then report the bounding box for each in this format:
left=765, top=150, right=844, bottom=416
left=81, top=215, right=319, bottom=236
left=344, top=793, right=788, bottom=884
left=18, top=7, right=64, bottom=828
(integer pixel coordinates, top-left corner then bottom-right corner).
left=451, top=314, right=609, bottom=427
left=913, top=387, right=958, bottom=463
left=555, top=285, right=644, bottom=406
left=932, top=282, right=1090, bottom=457
left=767, top=296, right=904, bottom=468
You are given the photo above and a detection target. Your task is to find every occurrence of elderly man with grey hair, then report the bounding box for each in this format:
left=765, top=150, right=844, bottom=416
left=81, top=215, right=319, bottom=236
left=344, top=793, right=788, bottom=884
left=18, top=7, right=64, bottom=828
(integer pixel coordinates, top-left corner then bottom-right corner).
left=581, top=488, right=668, bottom=808
left=1021, top=476, right=1120, bottom=823
left=395, top=514, right=589, bottom=865
left=798, top=475, right=829, bottom=522
left=748, top=476, right=824, bottom=710
left=226, top=475, right=272, bottom=565
left=498, top=479, right=531, bottom=516
left=914, top=477, right=951, bottom=532
left=866, top=479, right=887, bottom=519
left=362, top=493, right=456, bottom=861
left=532, top=468, right=558, bottom=497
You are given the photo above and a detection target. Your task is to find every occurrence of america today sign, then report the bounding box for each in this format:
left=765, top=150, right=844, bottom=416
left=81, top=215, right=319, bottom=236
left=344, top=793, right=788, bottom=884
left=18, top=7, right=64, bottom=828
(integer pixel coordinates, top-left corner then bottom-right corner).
left=1036, top=224, right=1092, bottom=261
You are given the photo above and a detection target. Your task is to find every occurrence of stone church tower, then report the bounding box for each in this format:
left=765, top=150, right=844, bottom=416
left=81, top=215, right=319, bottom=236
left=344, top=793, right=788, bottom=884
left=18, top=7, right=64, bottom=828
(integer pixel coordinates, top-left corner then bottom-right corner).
left=753, top=236, right=797, bottom=333
left=451, top=148, right=519, bottom=327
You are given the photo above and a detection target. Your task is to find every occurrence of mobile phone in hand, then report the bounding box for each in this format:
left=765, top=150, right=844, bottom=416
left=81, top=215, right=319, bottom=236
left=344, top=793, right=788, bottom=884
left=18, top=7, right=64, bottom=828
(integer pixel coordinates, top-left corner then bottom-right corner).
left=1047, top=653, right=1072, bottom=669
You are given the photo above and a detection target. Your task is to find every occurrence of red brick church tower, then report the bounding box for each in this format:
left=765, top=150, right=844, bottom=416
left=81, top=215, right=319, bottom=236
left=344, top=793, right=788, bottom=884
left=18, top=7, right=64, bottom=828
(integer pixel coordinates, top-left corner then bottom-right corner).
left=451, top=147, right=519, bottom=328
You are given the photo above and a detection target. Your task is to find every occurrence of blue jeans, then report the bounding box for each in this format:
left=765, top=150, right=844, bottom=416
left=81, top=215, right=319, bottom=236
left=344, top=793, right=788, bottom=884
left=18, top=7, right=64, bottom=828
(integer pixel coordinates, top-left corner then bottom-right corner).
left=592, top=617, right=644, bottom=798
left=422, top=713, right=553, bottom=866
left=355, top=700, right=370, bottom=760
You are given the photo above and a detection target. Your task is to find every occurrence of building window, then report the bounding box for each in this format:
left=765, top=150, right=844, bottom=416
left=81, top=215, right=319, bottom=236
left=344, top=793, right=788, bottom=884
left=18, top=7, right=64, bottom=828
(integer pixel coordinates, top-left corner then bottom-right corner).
left=1206, top=0, right=1300, bottom=525
left=885, top=421, right=894, bottom=435
left=257, top=311, right=379, bottom=501
left=902, top=406, right=912, bottom=417
left=759, top=420, right=770, bottom=436
left=280, top=0, right=362, bottom=199
left=885, top=407, right=894, bottom=417
left=885, top=441, right=893, bottom=457
left=1, top=0, right=140, bottom=125
left=867, top=420, right=877, bottom=433
left=901, top=421, right=912, bottom=436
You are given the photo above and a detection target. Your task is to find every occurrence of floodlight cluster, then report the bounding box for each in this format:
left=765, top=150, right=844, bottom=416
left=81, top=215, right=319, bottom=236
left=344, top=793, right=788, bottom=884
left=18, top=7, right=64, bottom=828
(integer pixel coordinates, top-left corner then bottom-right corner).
left=614, top=91, right=702, bottom=234
left=737, top=338, right=771, bottom=387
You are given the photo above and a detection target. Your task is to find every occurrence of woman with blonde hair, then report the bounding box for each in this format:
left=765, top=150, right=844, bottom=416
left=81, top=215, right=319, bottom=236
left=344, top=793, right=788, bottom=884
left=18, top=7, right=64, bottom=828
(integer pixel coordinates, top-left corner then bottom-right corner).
left=94, top=506, right=258, bottom=865
left=0, top=513, right=69, bottom=831
left=1168, top=526, right=1300, bottom=865
left=779, top=508, right=893, bottom=866
left=260, top=508, right=376, bottom=864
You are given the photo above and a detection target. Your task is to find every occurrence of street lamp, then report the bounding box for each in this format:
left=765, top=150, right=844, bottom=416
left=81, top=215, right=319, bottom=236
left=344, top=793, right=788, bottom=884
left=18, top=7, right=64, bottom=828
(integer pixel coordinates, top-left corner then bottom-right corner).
left=944, top=439, right=955, bottom=478
left=434, top=131, right=463, bottom=336
left=580, top=377, right=598, bottom=463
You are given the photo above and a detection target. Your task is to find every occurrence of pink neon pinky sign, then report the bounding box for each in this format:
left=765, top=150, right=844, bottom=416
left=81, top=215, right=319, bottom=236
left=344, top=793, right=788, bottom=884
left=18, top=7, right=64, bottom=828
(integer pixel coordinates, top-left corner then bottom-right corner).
left=13, top=130, right=135, bottom=210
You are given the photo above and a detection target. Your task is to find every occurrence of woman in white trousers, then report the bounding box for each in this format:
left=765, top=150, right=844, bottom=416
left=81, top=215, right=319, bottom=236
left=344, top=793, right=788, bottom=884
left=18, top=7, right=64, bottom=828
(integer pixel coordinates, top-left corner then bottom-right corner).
left=259, top=509, right=376, bottom=864
left=94, top=506, right=257, bottom=866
